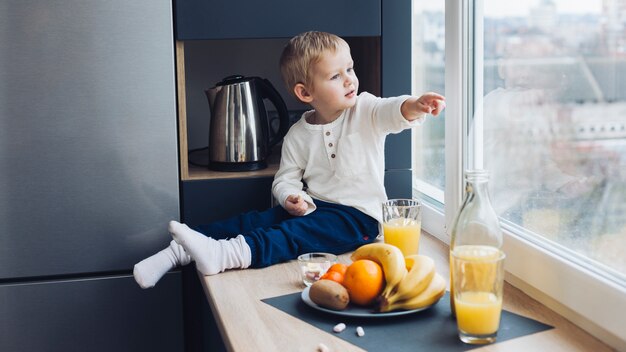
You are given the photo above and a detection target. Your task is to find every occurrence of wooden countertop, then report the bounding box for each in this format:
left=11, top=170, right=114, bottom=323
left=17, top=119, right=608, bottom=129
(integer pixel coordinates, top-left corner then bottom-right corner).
left=199, top=232, right=613, bottom=352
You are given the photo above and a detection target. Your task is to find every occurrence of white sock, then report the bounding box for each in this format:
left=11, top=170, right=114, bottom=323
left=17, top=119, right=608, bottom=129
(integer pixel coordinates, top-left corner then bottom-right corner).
left=133, top=240, right=191, bottom=289
left=168, top=220, right=252, bottom=275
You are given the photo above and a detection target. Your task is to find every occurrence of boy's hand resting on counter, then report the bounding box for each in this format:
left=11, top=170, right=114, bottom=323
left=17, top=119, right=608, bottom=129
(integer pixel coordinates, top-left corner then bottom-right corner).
left=285, top=194, right=309, bottom=216
left=401, top=92, right=446, bottom=121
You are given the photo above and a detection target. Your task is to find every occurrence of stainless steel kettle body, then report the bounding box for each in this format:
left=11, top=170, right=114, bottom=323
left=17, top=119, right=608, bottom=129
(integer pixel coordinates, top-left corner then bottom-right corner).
left=206, top=75, right=290, bottom=171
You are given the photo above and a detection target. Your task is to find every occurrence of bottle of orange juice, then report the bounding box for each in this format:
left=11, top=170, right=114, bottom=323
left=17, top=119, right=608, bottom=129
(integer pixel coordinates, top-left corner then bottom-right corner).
left=449, top=170, right=503, bottom=316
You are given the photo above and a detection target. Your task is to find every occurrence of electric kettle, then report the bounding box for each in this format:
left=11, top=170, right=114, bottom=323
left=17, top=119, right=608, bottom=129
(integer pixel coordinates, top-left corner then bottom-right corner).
left=206, top=75, right=290, bottom=171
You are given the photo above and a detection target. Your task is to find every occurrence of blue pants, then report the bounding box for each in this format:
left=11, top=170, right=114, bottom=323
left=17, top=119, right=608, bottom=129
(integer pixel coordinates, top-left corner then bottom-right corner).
left=193, top=199, right=379, bottom=268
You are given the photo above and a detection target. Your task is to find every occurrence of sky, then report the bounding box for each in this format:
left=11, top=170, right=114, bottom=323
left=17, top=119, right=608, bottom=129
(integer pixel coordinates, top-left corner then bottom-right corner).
left=415, top=0, right=602, bottom=17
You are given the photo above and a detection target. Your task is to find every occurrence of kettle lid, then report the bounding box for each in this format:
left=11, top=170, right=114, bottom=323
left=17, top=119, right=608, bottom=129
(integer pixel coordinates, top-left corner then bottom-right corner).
left=216, top=74, right=253, bottom=86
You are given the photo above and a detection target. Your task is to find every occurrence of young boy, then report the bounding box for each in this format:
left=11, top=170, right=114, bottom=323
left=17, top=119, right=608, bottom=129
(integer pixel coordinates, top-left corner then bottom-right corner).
left=133, top=31, right=445, bottom=289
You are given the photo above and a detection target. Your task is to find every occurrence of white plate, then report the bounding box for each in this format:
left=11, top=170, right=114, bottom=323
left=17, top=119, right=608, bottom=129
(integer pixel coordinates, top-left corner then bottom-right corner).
left=301, top=286, right=437, bottom=318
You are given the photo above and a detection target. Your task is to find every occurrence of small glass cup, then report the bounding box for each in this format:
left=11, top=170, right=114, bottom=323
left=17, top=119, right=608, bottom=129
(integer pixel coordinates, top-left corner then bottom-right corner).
left=297, top=252, right=337, bottom=287
left=382, top=199, right=422, bottom=256
left=451, top=246, right=506, bottom=345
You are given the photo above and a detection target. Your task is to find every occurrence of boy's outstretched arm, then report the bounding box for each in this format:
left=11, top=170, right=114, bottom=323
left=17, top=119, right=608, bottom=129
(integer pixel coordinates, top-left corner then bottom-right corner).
left=401, top=92, right=446, bottom=121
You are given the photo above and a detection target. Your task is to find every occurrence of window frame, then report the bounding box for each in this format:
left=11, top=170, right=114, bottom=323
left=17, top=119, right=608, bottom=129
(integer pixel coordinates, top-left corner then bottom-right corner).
left=416, top=0, right=626, bottom=349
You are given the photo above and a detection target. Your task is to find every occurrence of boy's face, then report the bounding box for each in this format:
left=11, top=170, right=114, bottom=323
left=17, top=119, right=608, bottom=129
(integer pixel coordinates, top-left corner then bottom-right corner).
left=306, top=45, right=359, bottom=115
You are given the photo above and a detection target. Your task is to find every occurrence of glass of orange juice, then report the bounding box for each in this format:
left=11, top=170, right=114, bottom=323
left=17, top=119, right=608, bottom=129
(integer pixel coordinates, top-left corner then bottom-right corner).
left=451, top=245, right=506, bottom=345
left=382, top=199, right=421, bottom=257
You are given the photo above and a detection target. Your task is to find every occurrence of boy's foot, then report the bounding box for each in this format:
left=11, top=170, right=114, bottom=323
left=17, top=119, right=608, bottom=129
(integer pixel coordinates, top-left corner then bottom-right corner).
left=133, top=240, right=191, bottom=289
left=168, top=221, right=251, bottom=275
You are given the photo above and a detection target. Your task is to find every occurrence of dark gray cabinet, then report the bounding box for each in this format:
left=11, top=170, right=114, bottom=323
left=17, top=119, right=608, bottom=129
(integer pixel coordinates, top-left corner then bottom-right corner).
left=181, top=177, right=274, bottom=225
left=0, top=273, right=183, bottom=352
left=174, top=0, right=381, bottom=40
left=0, top=1, right=183, bottom=350
left=181, top=177, right=273, bottom=352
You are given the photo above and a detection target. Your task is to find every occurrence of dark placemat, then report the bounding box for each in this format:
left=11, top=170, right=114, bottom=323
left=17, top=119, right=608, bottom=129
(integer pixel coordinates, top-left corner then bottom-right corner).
left=262, top=291, right=552, bottom=352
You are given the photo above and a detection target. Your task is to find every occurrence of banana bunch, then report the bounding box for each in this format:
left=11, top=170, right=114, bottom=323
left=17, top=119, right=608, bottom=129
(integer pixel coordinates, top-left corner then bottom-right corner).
left=384, top=255, right=435, bottom=304
left=379, top=271, right=446, bottom=312
left=351, top=243, right=446, bottom=312
left=378, top=253, right=446, bottom=312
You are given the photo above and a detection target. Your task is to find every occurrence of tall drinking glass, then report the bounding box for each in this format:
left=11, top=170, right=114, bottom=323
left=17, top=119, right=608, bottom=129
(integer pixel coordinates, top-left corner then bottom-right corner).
left=451, top=245, right=506, bottom=344
left=382, top=199, right=422, bottom=256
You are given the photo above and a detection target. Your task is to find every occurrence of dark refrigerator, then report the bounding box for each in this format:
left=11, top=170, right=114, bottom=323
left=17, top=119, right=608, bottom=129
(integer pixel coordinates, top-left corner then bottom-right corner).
left=0, top=1, right=183, bottom=351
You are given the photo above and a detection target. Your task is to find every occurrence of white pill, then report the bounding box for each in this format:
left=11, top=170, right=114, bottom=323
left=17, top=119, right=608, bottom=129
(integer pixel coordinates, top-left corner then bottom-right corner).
left=333, top=323, right=346, bottom=333
left=356, top=326, right=365, bottom=337
left=317, top=342, right=330, bottom=352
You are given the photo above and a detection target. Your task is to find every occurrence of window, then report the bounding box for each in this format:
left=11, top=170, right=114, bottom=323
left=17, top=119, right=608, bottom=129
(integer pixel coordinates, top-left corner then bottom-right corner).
left=482, top=0, right=626, bottom=286
left=412, top=0, right=626, bottom=348
left=412, top=0, right=446, bottom=204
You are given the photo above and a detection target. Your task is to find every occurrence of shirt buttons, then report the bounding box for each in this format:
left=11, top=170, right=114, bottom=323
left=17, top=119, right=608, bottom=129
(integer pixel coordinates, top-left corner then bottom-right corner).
left=331, top=154, right=336, bottom=158
left=325, top=131, right=331, bottom=136
left=328, top=142, right=333, bottom=147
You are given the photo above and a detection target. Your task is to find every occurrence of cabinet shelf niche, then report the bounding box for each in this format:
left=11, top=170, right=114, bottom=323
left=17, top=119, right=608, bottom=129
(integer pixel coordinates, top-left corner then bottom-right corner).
left=175, top=37, right=380, bottom=181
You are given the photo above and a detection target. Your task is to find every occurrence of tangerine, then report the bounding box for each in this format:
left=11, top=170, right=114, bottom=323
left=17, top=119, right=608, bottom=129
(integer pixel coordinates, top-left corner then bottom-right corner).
left=327, top=263, right=348, bottom=276
left=342, top=259, right=384, bottom=306
left=320, top=270, right=344, bottom=284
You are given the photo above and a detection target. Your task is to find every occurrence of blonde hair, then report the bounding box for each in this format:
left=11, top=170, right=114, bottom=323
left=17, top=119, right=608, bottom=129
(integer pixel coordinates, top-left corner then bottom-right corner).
left=279, top=31, right=349, bottom=96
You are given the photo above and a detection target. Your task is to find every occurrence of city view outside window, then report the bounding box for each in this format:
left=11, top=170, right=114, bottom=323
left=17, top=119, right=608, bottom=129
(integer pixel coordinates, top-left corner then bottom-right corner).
left=482, top=0, right=625, bottom=282
left=412, top=0, right=625, bottom=283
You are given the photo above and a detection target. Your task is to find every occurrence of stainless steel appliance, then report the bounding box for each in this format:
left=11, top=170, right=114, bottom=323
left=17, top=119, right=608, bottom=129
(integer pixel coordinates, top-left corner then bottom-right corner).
left=206, top=75, right=290, bottom=171
left=0, top=1, right=183, bottom=350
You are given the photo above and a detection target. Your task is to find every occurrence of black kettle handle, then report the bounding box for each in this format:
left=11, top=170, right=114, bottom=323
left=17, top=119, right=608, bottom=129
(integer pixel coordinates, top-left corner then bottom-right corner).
left=258, top=78, right=290, bottom=149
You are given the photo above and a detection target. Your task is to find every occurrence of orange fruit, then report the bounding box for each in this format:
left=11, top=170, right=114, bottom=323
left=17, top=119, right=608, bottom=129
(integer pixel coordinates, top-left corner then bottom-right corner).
left=342, top=259, right=384, bottom=306
left=320, top=270, right=344, bottom=284
left=328, top=263, right=348, bottom=276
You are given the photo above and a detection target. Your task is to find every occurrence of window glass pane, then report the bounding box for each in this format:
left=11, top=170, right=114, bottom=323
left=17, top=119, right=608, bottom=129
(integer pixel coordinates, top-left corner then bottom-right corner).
left=412, top=0, right=445, bottom=201
left=482, top=0, right=626, bottom=281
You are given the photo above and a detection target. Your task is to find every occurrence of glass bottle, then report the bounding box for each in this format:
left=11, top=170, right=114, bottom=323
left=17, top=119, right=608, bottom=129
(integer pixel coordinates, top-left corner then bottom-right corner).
left=449, top=169, right=503, bottom=315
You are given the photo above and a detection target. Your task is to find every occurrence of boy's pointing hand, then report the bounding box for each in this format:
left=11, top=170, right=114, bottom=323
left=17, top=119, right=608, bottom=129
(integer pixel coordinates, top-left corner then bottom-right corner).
left=417, top=92, right=446, bottom=116
left=401, top=92, right=446, bottom=120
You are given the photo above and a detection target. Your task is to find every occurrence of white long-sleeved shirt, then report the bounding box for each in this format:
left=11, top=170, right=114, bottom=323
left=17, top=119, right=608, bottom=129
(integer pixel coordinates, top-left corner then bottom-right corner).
left=271, top=92, right=424, bottom=223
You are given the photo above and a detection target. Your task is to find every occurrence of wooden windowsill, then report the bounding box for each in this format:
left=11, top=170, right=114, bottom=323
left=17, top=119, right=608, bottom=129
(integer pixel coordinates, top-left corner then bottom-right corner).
left=198, top=232, right=613, bottom=351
